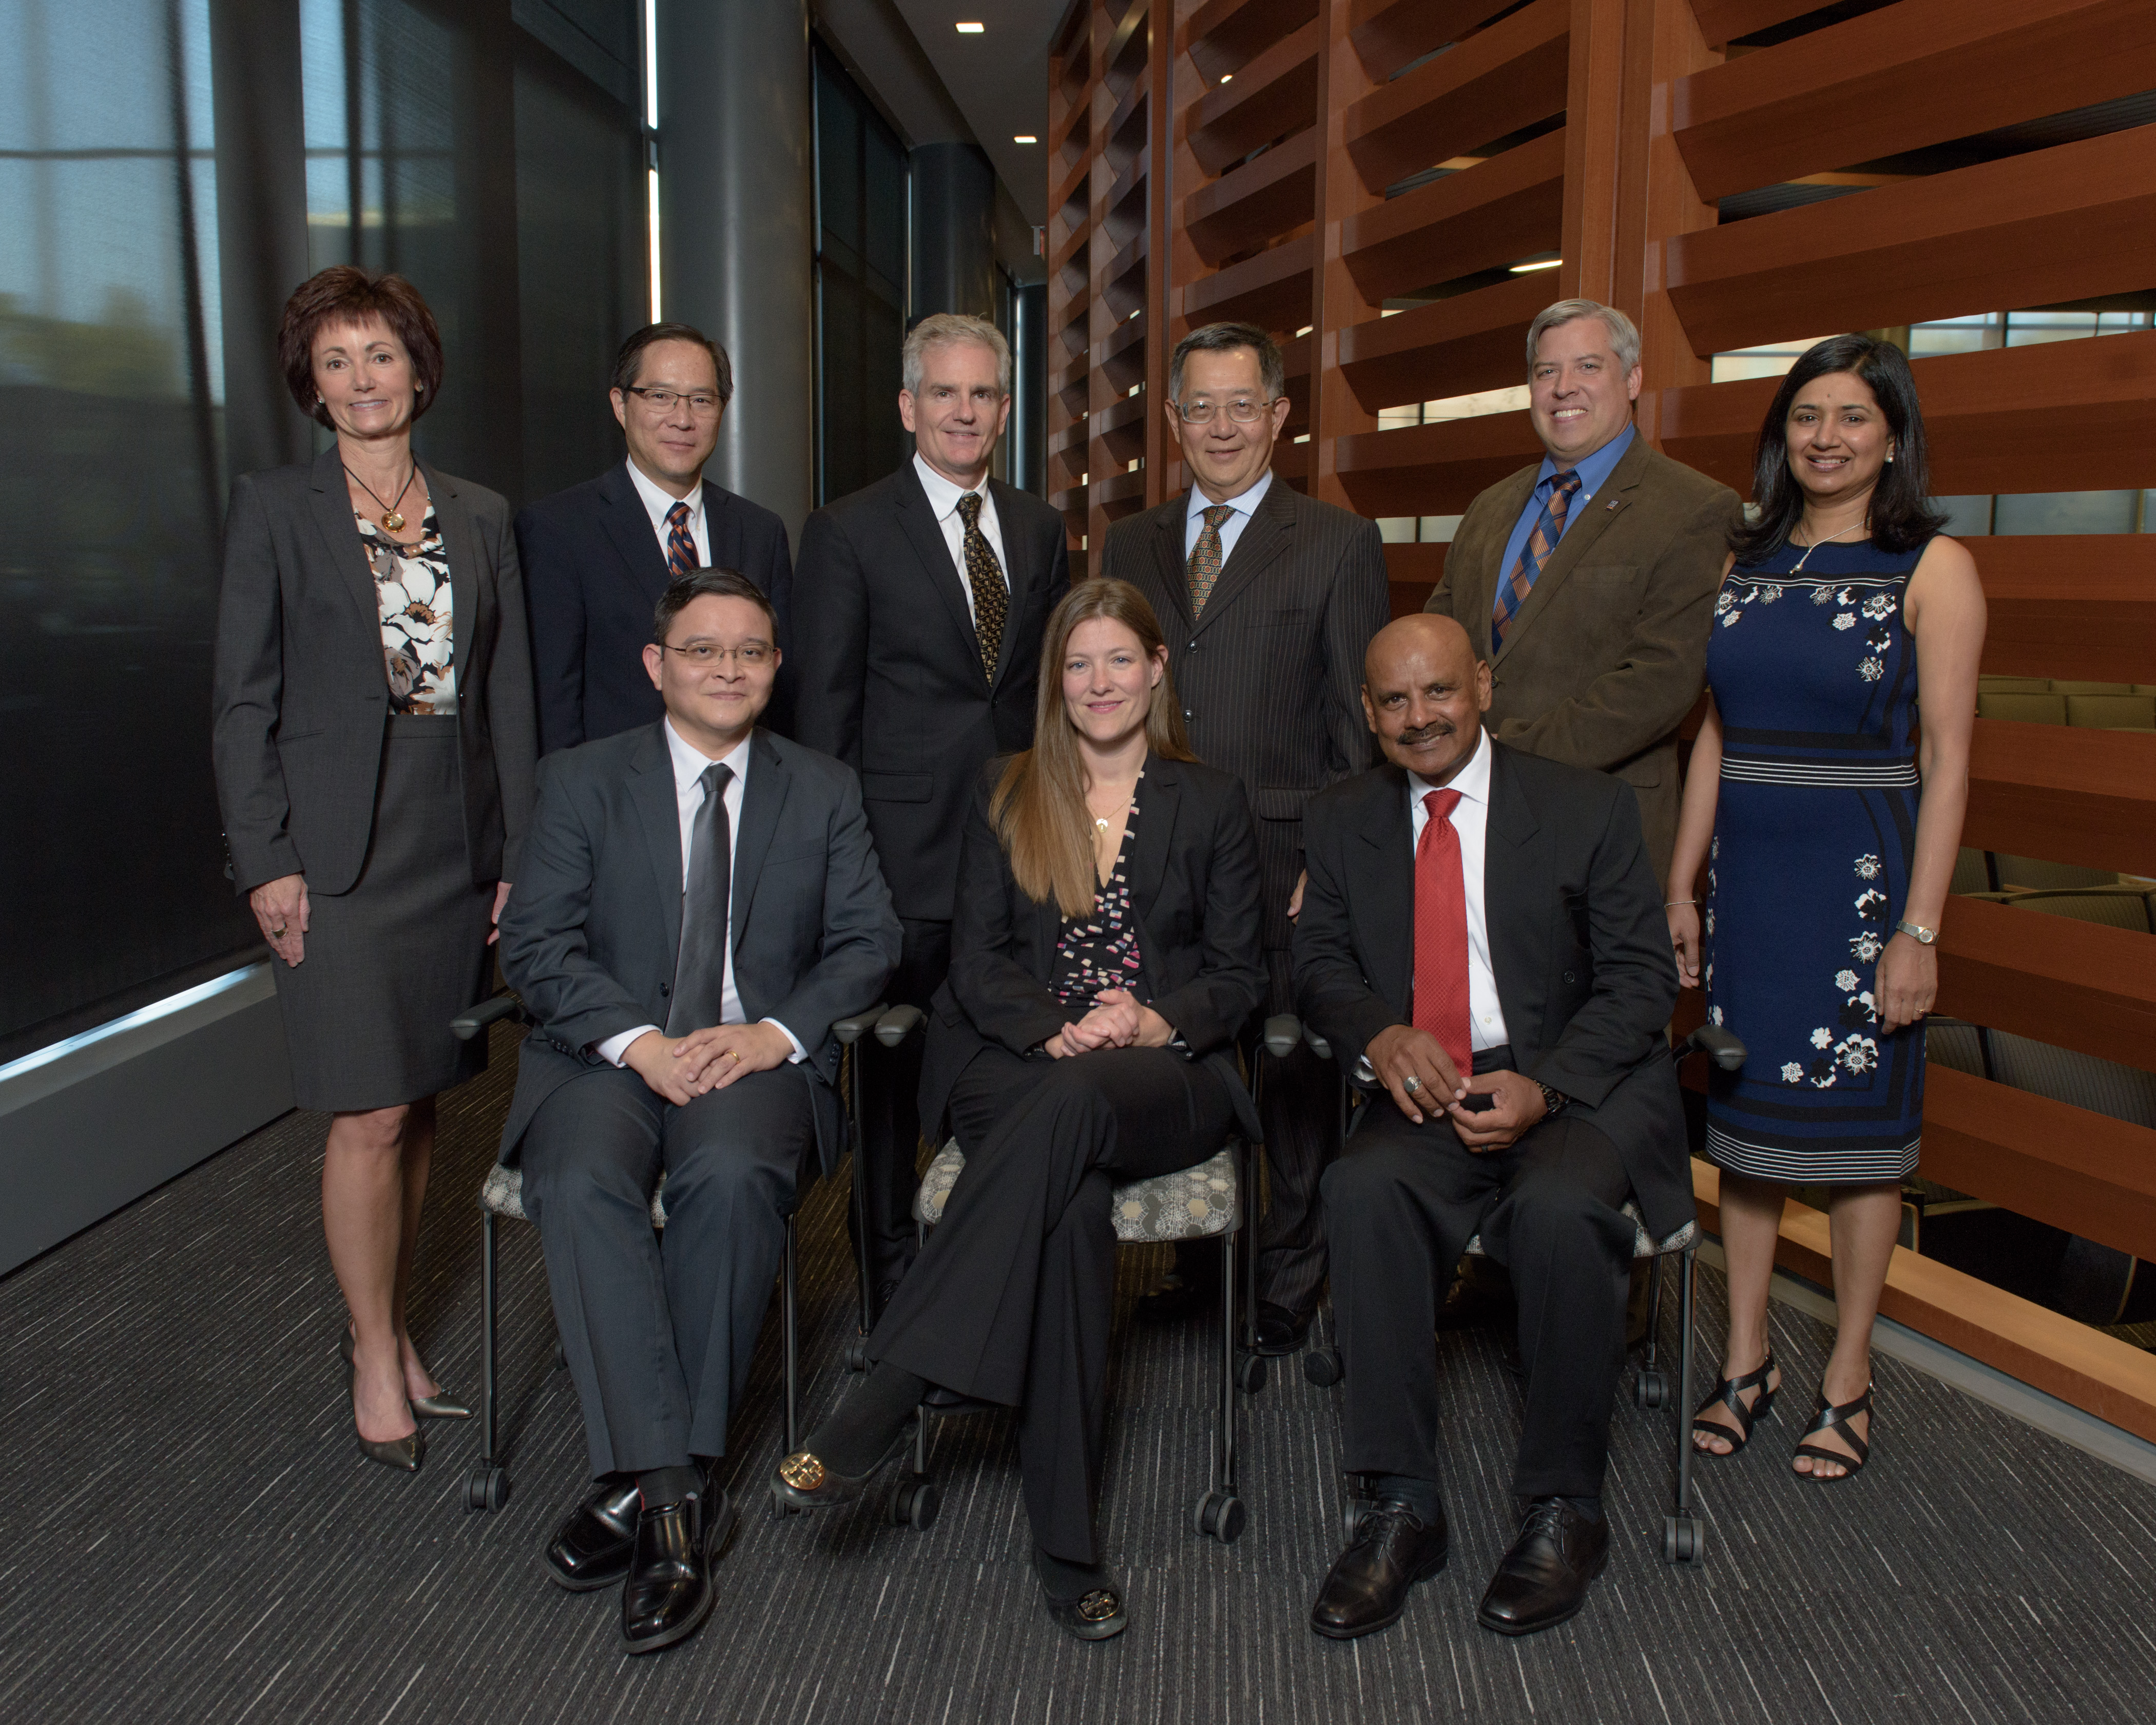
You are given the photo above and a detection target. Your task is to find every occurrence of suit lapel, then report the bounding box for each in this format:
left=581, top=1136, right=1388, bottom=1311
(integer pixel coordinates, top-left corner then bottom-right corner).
left=418, top=459, right=480, bottom=659
left=892, top=463, right=982, bottom=661
left=629, top=723, right=685, bottom=961
left=1349, top=766, right=1414, bottom=1018
left=598, top=464, right=675, bottom=603
left=1496, top=433, right=1647, bottom=663
left=306, top=446, right=380, bottom=625
left=987, top=478, right=1030, bottom=689
left=1127, top=754, right=1181, bottom=928
left=729, top=730, right=790, bottom=953
left=1192, top=477, right=1293, bottom=636
left=1481, top=742, right=1539, bottom=1026
left=1153, top=499, right=1195, bottom=628
left=700, top=480, right=736, bottom=568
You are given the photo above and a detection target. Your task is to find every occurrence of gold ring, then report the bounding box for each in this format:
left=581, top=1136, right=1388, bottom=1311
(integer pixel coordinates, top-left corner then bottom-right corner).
left=725, top=1049, right=740, bottom=1062
left=272, top=927, right=286, bottom=937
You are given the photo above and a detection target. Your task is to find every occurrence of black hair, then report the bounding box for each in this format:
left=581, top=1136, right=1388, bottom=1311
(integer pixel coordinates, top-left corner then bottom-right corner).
left=1169, top=321, right=1286, bottom=402
left=651, top=569, right=774, bottom=645
left=1731, top=334, right=1947, bottom=565
left=612, top=322, right=734, bottom=405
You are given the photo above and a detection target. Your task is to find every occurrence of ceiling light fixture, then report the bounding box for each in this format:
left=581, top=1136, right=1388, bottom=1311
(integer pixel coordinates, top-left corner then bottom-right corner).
left=955, top=21, right=984, bottom=32
left=1509, top=257, right=1563, bottom=273
left=1220, top=74, right=1233, bottom=83
left=1013, top=134, right=1037, bottom=144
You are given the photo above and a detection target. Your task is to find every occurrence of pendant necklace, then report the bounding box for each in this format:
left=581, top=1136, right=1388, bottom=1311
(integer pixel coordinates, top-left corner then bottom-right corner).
left=347, top=462, right=418, bottom=533
left=1788, top=520, right=1865, bottom=574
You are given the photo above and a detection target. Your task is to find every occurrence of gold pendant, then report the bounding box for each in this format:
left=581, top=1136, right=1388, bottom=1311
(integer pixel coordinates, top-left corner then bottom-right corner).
left=382, top=510, right=405, bottom=532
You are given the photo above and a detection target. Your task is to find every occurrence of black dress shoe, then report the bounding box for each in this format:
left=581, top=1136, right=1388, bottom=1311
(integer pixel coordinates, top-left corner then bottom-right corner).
left=770, top=1429, right=910, bottom=1511
left=1310, top=1500, right=1450, bottom=1639
left=1041, top=1580, right=1128, bottom=1641
left=1476, top=1499, right=1609, bottom=1637
left=1252, top=1301, right=1312, bottom=1357
left=620, top=1486, right=737, bottom=1656
left=1137, top=1264, right=1220, bottom=1322
left=545, top=1481, right=643, bottom=1592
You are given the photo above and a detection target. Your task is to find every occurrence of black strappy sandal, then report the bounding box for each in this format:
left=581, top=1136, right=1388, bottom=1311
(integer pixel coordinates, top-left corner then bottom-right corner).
left=1691, top=1353, right=1779, bottom=1456
left=1793, top=1384, right=1872, bottom=1482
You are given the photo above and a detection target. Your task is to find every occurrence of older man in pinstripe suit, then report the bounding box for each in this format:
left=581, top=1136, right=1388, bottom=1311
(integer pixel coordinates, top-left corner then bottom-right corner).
left=1101, top=321, right=1390, bottom=1349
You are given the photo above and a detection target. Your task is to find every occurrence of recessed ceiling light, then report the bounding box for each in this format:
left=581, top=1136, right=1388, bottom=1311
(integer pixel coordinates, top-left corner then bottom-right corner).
left=1013, top=135, right=1037, bottom=144
left=955, top=21, right=984, bottom=32
left=1509, top=257, right=1563, bottom=273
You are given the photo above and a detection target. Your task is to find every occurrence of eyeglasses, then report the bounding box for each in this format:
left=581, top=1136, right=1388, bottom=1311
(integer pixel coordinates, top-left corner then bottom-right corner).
left=1173, top=397, right=1274, bottom=425
left=662, top=643, right=771, bottom=668
left=624, top=386, right=724, bottom=415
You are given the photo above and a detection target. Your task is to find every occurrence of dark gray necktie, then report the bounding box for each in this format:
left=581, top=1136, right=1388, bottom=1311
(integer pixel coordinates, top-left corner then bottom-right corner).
left=666, top=761, right=734, bottom=1036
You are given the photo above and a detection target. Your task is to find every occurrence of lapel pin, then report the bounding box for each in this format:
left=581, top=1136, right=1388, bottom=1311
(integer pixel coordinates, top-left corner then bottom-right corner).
left=1606, top=499, right=1620, bottom=510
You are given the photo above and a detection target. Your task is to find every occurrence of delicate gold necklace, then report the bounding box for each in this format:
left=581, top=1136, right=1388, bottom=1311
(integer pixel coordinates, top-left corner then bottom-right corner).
left=1789, top=520, right=1865, bottom=573
left=1088, top=791, right=1136, bottom=834
left=346, top=461, right=418, bottom=533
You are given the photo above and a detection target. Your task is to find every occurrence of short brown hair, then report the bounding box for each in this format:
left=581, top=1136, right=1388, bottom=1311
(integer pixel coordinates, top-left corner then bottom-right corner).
left=278, top=266, right=444, bottom=429
left=613, top=322, right=734, bottom=406
left=651, top=569, right=775, bottom=645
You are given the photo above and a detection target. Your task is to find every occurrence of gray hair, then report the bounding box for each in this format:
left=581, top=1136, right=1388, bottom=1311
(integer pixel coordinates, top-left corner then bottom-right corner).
left=1170, top=321, right=1286, bottom=403
left=1525, top=299, right=1641, bottom=375
left=902, top=313, right=1011, bottom=396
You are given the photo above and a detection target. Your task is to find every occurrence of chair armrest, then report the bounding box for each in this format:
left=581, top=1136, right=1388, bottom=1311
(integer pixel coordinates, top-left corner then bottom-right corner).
left=1262, top=1014, right=1302, bottom=1059
left=1681, top=1022, right=1747, bottom=1070
left=875, top=1004, right=927, bottom=1047
left=1302, top=1022, right=1333, bottom=1063
left=450, top=994, right=525, bottom=1042
left=832, top=1005, right=888, bottom=1046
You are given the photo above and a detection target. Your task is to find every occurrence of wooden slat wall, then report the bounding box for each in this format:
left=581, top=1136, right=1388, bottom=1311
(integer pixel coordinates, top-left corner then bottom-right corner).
left=1054, top=0, right=2156, bottom=1432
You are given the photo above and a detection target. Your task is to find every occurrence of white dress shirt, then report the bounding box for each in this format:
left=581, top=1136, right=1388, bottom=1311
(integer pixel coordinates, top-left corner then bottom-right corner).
left=593, top=721, right=805, bottom=1068
left=1181, top=467, right=1272, bottom=567
left=913, top=452, right=1006, bottom=622
left=626, top=458, right=708, bottom=566
left=1408, top=726, right=1509, bottom=1052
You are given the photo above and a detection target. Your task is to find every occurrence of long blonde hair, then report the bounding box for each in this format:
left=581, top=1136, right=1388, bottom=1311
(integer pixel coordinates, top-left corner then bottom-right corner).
left=991, top=579, right=1197, bottom=917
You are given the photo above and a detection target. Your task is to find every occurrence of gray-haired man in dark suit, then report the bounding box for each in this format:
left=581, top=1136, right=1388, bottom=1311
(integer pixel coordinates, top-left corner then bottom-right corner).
left=497, top=570, right=899, bottom=1657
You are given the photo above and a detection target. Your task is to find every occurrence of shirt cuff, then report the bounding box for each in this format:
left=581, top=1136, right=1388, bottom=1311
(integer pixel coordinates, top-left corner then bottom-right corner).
left=594, top=1025, right=659, bottom=1067
left=764, top=1019, right=808, bottom=1064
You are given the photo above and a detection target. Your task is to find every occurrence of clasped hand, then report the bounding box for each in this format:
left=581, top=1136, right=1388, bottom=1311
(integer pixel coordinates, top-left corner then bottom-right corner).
left=1045, top=988, right=1172, bottom=1059
left=624, top=1021, right=792, bottom=1105
left=1362, top=1024, right=1546, bottom=1151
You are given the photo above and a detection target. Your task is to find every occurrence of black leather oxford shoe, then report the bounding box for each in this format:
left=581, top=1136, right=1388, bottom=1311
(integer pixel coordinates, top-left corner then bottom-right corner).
left=1310, top=1500, right=1450, bottom=1639
left=1476, top=1499, right=1609, bottom=1637
left=545, top=1480, right=643, bottom=1592
left=1252, top=1301, right=1313, bottom=1357
left=619, top=1485, right=737, bottom=1656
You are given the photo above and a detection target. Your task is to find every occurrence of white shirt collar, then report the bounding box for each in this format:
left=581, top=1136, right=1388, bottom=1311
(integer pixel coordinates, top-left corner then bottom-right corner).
left=627, top=458, right=703, bottom=536
left=1408, top=724, right=1492, bottom=811
left=913, top=451, right=990, bottom=522
left=1186, top=467, right=1272, bottom=527
left=663, top=717, right=753, bottom=792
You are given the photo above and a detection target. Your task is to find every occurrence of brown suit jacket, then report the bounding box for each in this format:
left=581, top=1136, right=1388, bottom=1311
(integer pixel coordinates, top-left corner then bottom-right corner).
left=1424, top=432, right=1739, bottom=881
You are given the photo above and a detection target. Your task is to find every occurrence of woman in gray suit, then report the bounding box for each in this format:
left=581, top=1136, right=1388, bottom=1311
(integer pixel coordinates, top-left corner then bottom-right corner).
left=212, top=266, right=537, bottom=1472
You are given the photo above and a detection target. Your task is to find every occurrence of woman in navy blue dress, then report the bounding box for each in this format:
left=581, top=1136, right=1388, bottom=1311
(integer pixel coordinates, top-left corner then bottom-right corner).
left=1667, top=336, right=1985, bottom=1481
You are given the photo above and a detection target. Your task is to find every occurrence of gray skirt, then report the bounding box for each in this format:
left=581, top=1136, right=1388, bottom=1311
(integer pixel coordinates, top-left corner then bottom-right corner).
left=272, top=716, right=494, bottom=1112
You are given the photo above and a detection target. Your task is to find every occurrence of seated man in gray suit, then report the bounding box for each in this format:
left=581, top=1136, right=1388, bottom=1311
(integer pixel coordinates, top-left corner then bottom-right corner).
left=497, top=569, right=899, bottom=1657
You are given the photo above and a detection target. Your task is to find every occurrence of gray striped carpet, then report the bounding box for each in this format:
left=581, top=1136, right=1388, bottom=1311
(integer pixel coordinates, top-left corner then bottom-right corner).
left=4, top=1023, right=2153, bottom=1724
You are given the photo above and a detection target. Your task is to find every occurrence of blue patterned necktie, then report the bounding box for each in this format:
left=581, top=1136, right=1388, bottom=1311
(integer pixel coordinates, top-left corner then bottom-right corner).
left=1493, top=470, right=1580, bottom=650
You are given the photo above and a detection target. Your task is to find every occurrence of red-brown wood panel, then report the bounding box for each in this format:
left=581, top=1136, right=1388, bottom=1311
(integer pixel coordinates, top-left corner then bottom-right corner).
left=1188, top=0, right=1322, bottom=83
left=1348, top=0, right=1518, bottom=80
left=1964, top=721, right=2156, bottom=878
left=1182, top=128, right=1318, bottom=264
left=1971, top=539, right=2156, bottom=686
left=1339, top=126, right=1567, bottom=301
left=1182, top=15, right=1322, bottom=175
left=1337, top=271, right=1548, bottom=410
left=1936, top=895, right=2156, bottom=1074
left=1332, top=407, right=1545, bottom=515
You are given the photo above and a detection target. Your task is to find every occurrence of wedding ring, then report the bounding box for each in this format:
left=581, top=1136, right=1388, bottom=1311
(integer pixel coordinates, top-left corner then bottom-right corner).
left=1402, top=1074, right=1422, bottom=1095
left=725, top=1049, right=740, bottom=1062
left=272, top=926, right=287, bottom=937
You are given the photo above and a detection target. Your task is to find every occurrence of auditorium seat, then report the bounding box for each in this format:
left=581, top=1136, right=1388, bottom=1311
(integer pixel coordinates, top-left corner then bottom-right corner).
left=2064, top=692, right=2156, bottom=729
left=1976, top=690, right=2067, bottom=724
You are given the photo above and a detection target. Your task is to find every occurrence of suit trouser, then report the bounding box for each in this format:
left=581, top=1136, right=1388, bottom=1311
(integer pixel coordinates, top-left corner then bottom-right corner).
left=520, top=1062, right=816, bottom=1479
left=1324, top=1081, right=1635, bottom=1501
left=853, top=916, right=951, bottom=1290
left=1250, top=948, right=1343, bottom=1316
left=869, top=1044, right=1238, bottom=1564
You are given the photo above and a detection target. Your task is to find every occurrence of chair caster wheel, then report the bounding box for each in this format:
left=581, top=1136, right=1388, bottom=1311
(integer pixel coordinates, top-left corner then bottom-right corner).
left=1635, top=1368, right=1668, bottom=1409
left=892, top=1478, right=940, bottom=1530
left=1664, top=1515, right=1704, bottom=1564
left=1303, top=1346, right=1343, bottom=1387
left=1192, top=1490, right=1245, bottom=1544
left=464, top=1463, right=510, bottom=1513
left=1235, top=1351, right=1268, bottom=1394
left=844, top=1337, right=869, bottom=1373
left=1343, top=1497, right=1375, bottom=1542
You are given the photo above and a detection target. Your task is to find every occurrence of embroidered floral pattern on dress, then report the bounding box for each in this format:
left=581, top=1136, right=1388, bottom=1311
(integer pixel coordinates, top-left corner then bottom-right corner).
left=1784, top=851, right=1888, bottom=1086
left=359, top=509, right=457, bottom=716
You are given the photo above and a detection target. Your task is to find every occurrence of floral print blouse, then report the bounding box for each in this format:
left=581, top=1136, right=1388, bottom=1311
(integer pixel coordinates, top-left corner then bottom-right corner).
left=359, top=509, right=457, bottom=716
left=1050, top=772, right=1146, bottom=1009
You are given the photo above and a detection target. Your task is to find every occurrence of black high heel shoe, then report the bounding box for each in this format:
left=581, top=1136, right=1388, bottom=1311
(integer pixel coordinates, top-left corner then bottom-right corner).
left=1691, top=1352, right=1779, bottom=1457
left=340, top=1326, right=471, bottom=1421
left=345, top=1368, right=425, bottom=1473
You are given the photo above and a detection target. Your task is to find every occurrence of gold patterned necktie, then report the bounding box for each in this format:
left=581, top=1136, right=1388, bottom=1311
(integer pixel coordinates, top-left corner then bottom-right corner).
left=1187, top=504, right=1235, bottom=616
left=955, top=490, right=1006, bottom=681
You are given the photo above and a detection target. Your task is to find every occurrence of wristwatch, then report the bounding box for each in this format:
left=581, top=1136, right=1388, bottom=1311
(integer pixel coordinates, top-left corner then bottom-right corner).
left=1535, top=1080, right=1569, bottom=1117
left=1893, top=918, right=1938, bottom=945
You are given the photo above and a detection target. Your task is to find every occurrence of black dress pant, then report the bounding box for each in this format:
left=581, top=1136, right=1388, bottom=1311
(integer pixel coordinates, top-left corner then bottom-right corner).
left=521, top=1063, right=816, bottom=1479
left=1250, top=947, right=1343, bottom=1317
left=853, top=916, right=951, bottom=1291
left=869, top=1043, right=1238, bottom=1563
left=1323, top=1060, right=1635, bottom=1501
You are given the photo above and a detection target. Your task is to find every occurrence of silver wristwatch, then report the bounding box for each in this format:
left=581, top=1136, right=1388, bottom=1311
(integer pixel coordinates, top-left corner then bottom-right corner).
left=1893, top=918, right=1938, bottom=945
left=1535, top=1080, right=1568, bottom=1117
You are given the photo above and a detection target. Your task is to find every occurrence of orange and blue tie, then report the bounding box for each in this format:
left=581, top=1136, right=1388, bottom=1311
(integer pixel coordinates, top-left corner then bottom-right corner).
left=665, top=500, right=699, bottom=581
left=1492, top=470, right=1580, bottom=650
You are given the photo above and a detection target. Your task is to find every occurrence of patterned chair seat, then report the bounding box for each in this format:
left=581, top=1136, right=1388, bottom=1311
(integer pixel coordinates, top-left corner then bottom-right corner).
left=913, top=1141, right=1240, bottom=1241
left=480, top=1163, right=669, bottom=1230
left=1462, top=1200, right=1693, bottom=1262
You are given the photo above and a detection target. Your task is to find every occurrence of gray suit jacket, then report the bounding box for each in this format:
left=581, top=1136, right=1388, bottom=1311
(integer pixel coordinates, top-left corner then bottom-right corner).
left=495, top=723, right=901, bottom=1175
left=211, top=445, right=537, bottom=894
left=1101, top=478, right=1390, bottom=950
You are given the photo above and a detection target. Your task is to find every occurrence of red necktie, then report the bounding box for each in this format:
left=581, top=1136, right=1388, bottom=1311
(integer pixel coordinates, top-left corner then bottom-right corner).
left=1413, top=788, right=1472, bottom=1080
left=665, top=500, right=698, bottom=580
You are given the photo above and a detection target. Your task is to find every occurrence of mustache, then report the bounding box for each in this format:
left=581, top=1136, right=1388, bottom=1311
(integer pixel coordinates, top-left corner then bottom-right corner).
left=1396, top=719, right=1454, bottom=746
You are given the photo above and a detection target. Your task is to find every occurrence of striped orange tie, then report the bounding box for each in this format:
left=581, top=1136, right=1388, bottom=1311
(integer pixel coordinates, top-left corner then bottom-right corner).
left=1492, top=470, right=1580, bottom=650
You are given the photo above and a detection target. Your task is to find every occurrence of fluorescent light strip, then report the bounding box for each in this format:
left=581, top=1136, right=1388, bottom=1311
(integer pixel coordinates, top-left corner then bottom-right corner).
left=648, top=168, right=663, bottom=321
left=956, top=21, right=985, bottom=33
left=1509, top=257, right=1563, bottom=273
left=643, top=0, right=659, bottom=129
left=0, top=965, right=262, bottom=1086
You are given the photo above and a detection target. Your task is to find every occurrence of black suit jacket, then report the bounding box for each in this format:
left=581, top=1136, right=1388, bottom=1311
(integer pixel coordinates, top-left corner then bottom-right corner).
left=515, top=463, right=794, bottom=755
left=920, top=754, right=1267, bottom=1145
left=1292, top=740, right=1690, bottom=1237
left=211, top=446, right=537, bottom=895
left=791, top=462, right=1071, bottom=922
left=1101, top=477, right=1389, bottom=949
left=496, top=722, right=902, bottom=1175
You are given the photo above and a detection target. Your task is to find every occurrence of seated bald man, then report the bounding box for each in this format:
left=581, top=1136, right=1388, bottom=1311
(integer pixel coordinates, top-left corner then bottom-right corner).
left=1292, top=614, right=1687, bottom=1639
